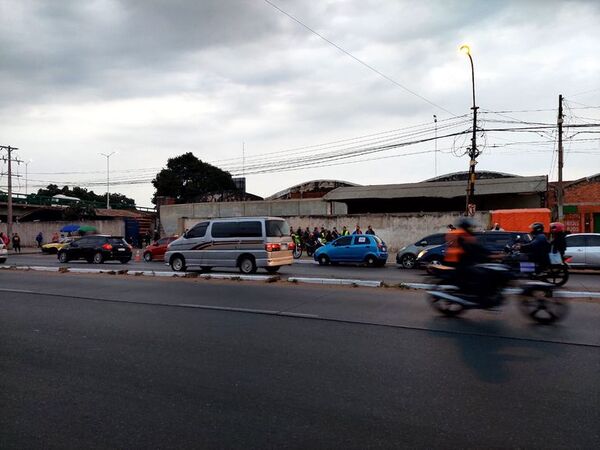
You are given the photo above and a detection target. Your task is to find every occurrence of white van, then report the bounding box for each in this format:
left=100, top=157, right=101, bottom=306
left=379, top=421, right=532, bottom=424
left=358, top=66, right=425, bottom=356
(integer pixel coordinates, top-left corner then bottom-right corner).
left=165, top=217, right=294, bottom=274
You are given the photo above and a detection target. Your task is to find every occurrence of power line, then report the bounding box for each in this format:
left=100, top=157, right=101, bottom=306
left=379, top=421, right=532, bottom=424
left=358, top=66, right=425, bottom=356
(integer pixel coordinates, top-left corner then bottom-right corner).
left=262, top=0, right=456, bottom=116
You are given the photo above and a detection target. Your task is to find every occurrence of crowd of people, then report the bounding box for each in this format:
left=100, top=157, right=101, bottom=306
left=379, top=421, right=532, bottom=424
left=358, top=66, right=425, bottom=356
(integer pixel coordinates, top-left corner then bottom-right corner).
left=290, top=224, right=376, bottom=246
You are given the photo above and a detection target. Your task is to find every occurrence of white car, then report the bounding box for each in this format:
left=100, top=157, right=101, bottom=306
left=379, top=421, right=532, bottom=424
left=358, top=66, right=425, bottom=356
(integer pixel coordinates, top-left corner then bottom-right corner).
left=566, top=233, right=600, bottom=269
left=0, top=241, right=7, bottom=264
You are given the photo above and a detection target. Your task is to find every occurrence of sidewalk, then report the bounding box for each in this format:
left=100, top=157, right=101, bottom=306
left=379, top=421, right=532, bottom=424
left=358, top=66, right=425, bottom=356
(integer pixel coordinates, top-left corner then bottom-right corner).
left=7, top=246, right=43, bottom=255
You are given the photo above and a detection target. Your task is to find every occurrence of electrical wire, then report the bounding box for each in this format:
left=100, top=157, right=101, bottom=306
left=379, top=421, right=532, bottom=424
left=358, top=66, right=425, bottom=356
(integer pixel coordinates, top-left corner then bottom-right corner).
left=262, top=0, right=456, bottom=116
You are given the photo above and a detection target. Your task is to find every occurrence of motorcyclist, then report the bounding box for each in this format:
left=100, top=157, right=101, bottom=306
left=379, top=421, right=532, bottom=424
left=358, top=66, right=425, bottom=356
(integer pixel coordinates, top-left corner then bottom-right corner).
left=519, top=222, right=551, bottom=270
left=444, top=217, right=492, bottom=301
left=549, top=222, right=567, bottom=260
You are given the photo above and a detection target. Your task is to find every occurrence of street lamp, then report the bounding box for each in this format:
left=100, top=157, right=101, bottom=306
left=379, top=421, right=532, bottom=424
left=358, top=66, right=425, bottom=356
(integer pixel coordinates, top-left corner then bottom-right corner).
left=460, top=44, right=479, bottom=216
left=25, top=159, right=33, bottom=197
left=100, top=151, right=116, bottom=209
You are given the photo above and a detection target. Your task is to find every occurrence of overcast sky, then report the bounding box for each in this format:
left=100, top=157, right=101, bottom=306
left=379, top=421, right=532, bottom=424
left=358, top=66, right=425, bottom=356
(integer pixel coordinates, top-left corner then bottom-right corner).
left=1, top=0, right=599, bottom=206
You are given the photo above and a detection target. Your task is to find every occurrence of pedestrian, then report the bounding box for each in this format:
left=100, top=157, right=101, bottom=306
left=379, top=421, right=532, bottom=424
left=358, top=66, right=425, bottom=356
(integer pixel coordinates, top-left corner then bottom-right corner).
left=35, top=232, right=43, bottom=248
left=12, top=233, right=21, bottom=253
left=332, top=227, right=339, bottom=240
left=325, top=229, right=333, bottom=242
left=153, top=229, right=160, bottom=241
left=341, top=226, right=350, bottom=236
left=51, top=232, right=59, bottom=243
left=352, top=224, right=362, bottom=235
left=365, top=225, right=375, bottom=235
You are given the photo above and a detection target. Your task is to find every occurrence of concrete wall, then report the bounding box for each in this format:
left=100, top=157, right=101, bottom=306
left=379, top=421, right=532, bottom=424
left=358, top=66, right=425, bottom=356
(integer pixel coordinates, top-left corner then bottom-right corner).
left=159, top=199, right=347, bottom=236
left=0, top=220, right=125, bottom=248
left=179, top=212, right=490, bottom=252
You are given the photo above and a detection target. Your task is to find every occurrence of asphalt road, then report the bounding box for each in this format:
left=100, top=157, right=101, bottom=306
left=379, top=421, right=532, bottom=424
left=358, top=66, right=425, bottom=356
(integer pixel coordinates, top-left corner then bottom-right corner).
left=6, top=251, right=600, bottom=292
left=1, top=271, right=599, bottom=449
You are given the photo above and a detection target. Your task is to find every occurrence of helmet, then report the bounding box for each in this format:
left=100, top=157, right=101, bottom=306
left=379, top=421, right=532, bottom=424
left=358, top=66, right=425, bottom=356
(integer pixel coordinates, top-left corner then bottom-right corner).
left=530, top=222, right=545, bottom=235
left=456, top=217, right=477, bottom=233
left=550, top=222, right=565, bottom=233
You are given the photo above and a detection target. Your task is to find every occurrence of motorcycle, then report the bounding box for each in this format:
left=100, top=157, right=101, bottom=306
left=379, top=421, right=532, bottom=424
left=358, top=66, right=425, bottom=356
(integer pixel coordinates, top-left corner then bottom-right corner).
left=501, top=247, right=570, bottom=287
left=426, top=263, right=569, bottom=324
left=305, top=237, right=324, bottom=257
left=291, top=234, right=303, bottom=259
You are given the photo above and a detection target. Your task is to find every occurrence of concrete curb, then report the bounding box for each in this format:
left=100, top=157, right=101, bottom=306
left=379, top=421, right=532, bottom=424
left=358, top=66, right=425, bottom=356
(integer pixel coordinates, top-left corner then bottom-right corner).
left=287, top=277, right=382, bottom=288
left=1, top=265, right=599, bottom=298
left=0, top=265, right=278, bottom=282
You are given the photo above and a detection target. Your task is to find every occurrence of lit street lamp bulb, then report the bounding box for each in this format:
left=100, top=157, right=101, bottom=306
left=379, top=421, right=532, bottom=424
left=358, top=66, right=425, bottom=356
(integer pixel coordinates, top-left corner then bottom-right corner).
left=460, top=44, right=471, bottom=55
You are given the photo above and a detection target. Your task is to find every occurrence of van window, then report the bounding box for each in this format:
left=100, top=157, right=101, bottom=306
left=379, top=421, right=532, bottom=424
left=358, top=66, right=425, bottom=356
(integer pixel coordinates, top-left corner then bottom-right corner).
left=237, top=221, right=262, bottom=237
left=266, top=220, right=290, bottom=237
left=211, top=222, right=238, bottom=238
left=187, top=222, right=208, bottom=238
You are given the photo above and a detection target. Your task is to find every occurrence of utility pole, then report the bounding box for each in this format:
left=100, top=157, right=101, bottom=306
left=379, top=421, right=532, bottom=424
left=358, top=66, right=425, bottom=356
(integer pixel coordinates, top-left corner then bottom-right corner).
left=557, top=94, right=564, bottom=221
left=460, top=45, right=479, bottom=216
left=0, top=145, right=20, bottom=243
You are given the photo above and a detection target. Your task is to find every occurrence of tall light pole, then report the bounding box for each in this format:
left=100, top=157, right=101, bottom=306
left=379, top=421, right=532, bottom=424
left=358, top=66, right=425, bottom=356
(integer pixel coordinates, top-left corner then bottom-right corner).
left=433, top=114, right=438, bottom=177
left=100, top=151, right=116, bottom=209
left=25, top=159, right=32, bottom=196
left=460, top=44, right=479, bottom=216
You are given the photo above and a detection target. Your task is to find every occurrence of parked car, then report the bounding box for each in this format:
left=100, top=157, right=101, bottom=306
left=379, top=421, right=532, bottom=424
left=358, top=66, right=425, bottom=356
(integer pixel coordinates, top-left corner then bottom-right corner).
left=57, top=235, right=132, bottom=264
left=143, top=236, right=178, bottom=262
left=396, top=233, right=446, bottom=269
left=41, top=237, right=76, bottom=254
left=415, top=231, right=529, bottom=268
left=565, top=233, right=600, bottom=268
left=314, top=234, right=388, bottom=267
left=165, top=217, right=294, bottom=274
left=0, top=241, right=7, bottom=264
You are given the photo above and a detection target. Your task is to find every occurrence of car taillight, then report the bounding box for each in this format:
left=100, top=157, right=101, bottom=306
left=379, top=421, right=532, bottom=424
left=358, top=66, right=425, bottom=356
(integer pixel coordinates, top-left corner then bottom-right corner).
left=102, top=243, right=113, bottom=251
left=377, top=243, right=383, bottom=249
left=265, top=243, right=281, bottom=252
left=288, top=242, right=295, bottom=250
left=564, top=256, right=572, bottom=263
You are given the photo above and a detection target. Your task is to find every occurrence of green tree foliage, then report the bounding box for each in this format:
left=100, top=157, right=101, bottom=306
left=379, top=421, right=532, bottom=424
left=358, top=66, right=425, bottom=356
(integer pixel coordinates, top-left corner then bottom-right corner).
left=62, top=203, right=97, bottom=221
left=35, top=184, right=136, bottom=208
left=152, top=152, right=237, bottom=204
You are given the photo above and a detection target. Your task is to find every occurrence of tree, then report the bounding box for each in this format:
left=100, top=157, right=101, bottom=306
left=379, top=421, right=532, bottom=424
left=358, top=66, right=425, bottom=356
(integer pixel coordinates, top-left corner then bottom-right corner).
left=35, top=184, right=136, bottom=208
left=152, top=152, right=237, bottom=204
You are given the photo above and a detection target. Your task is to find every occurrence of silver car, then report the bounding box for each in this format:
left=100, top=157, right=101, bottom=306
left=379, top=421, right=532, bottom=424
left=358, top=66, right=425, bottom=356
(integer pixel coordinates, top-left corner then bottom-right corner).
left=165, top=217, right=294, bottom=274
left=0, top=241, right=7, bottom=264
left=396, top=233, right=446, bottom=269
left=565, top=233, right=600, bottom=268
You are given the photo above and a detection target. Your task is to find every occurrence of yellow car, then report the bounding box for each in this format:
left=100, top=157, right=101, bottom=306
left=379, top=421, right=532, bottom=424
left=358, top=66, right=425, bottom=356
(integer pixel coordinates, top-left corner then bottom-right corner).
left=41, top=237, right=76, bottom=254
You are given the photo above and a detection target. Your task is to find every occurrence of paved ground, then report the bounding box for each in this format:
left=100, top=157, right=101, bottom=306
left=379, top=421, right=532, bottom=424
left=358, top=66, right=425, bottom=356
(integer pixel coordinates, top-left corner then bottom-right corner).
left=5, top=251, right=600, bottom=292
left=1, top=271, right=599, bottom=448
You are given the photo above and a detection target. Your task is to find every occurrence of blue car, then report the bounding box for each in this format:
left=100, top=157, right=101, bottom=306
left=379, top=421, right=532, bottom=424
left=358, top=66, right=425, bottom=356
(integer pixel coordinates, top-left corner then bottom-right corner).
left=314, top=234, right=388, bottom=267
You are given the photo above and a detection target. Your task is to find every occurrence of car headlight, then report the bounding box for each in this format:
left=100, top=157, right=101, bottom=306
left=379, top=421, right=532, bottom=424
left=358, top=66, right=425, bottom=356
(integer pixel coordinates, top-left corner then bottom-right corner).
left=417, top=249, right=427, bottom=259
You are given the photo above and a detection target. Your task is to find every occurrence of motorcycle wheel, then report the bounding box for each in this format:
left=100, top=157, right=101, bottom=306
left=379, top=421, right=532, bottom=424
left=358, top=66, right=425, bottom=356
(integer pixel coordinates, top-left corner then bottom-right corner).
left=539, top=266, right=569, bottom=287
left=306, top=248, right=314, bottom=257
left=293, top=247, right=302, bottom=259
left=518, top=287, right=569, bottom=324
left=428, top=293, right=465, bottom=317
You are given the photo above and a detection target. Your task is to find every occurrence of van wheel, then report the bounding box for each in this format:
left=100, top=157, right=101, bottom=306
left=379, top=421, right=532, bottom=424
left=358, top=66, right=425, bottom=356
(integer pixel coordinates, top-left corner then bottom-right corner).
left=143, top=252, right=152, bottom=262
left=239, top=256, right=257, bottom=274
left=171, top=255, right=186, bottom=272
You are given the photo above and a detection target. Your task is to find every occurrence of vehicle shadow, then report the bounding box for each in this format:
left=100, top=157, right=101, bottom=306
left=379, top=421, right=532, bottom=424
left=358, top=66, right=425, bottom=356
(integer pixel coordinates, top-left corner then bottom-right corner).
left=427, top=316, right=563, bottom=384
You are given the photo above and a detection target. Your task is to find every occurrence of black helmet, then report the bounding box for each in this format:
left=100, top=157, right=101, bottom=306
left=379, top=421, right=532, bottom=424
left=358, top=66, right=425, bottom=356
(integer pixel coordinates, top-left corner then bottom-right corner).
left=530, top=222, right=544, bottom=235
left=456, top=217, right=477, bottom=233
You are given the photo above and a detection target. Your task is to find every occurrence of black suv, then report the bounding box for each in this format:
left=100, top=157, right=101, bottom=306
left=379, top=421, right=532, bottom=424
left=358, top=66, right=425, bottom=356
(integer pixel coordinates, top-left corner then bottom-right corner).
left=57, top=235, right=132, bottom=264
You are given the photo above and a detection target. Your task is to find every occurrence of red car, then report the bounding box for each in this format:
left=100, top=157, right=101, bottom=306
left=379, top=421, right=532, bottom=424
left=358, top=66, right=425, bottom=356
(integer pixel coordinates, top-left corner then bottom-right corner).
left=143, top=236, right=178, bottom=262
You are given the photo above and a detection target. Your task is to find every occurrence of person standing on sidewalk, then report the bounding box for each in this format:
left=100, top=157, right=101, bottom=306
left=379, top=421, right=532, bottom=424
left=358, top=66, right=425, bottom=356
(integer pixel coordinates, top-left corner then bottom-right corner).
left=12, top=233, right=21, bottom=253
left=35, top=232, right=43, bottom=248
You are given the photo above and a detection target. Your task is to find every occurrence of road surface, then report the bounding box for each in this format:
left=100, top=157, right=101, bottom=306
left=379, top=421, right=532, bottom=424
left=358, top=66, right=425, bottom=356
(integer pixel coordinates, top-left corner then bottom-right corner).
left=1, top=271, right=599, bottom=448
